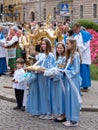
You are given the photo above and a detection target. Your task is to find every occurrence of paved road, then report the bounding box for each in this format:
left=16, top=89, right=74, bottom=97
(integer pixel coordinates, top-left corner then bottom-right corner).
left=0, top=99, right=98, bottom=130
left=0, top=75, right=98, bottom=111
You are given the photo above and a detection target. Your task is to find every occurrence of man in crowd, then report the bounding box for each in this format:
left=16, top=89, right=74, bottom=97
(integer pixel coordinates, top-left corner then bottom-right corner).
left=73, top=23, right=92, bottom=91
left=0, top=25, right=7, bottom=76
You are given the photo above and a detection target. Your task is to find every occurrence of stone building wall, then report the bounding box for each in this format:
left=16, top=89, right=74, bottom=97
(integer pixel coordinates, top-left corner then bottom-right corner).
left=3, top=0, right=98, bottom=23
left=73, top=0, right=98, bottom=21
left=23, top=0, right=73, bottom=22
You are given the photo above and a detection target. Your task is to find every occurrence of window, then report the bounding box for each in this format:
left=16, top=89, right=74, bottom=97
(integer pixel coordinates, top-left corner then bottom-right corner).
left=43, top=8, right=46, bottom=20
left=53, top=7, right=56, bottom=20
left=31, top=12, right=35, bottom=21
left=80, top=5, right=83, bottom=19
left=93, top=4, right=97, bottom=18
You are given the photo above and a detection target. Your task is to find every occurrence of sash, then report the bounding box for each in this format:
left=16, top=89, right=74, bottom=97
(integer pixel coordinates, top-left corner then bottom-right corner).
left=44, top=54, right=82, bottom=104
left=63, top=56, right=82, bottom=104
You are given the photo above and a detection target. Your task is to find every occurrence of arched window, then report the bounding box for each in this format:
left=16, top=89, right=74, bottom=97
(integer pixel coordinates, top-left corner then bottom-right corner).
left=93, top=4, right=97, bottom=18
left=31, top=11, right=35, bottom=21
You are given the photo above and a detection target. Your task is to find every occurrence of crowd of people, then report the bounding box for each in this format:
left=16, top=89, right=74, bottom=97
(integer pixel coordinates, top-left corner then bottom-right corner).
left=0, top=20, right=92, bottom=127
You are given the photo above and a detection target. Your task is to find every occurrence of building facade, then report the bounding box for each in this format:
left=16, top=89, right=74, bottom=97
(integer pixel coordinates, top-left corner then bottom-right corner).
left=73, top=0, right=98, bottom=21
left=3, top=0, right=22, bottom=23
left=3, top=0, right=98, bottom=23
left=22, top=0, right=73, bottom=23
left=0, top=0, right=3, bottom=21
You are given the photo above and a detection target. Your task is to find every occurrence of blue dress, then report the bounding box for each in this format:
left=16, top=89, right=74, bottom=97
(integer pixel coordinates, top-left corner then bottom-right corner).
left=38, top=52, right=56, bottom=115
left=26, top=52, right=45, bottom=115
left=26, top=72, right=40, bottom=115
left=51, top=56, right=66, bottom=114
left=64, top=52, right=82, bottom=122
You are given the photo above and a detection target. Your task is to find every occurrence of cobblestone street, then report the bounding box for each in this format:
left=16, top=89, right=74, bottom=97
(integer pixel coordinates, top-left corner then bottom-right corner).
left=0, top=99, right=98, bottom=130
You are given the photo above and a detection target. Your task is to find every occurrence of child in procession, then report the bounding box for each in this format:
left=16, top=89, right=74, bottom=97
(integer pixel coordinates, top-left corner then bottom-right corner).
left=62, top=38, right=82, bottom=127
left=37, top=38, right=56, bottom=119
left=27, top=38, right=56, bottom=118
left=12, top=58, right=26, bottom=110
left=52, top=42, right=66, bottom=122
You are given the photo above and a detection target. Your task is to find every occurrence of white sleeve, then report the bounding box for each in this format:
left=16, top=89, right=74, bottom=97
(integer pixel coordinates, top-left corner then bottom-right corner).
left=13, top=71, right=18, bottom=80
left=77, top=40, right=90, bottom=53
left=7, top=36, right=18, bottom=46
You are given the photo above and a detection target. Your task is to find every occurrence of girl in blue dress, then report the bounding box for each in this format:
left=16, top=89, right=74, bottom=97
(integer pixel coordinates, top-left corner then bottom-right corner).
left=38, top=38, right=56, bottom=119
left=52, top=42, right=66, bottom=122
left=26, top=42, right=45, bottom=115
left=62, top=38, right=82, bottom=127
left=26, top=71, right=39, bottom=115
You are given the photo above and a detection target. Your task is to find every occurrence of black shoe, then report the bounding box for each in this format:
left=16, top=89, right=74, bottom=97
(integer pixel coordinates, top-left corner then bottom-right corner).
left=81, top=88, right=88, bottom=92
left=84, top=87, right=88, bottom=89
left=21, top=106, right=25, bottom=111
left=13, top=106, right=20, bottom=110
left=54, top=118, right=66, bottom=122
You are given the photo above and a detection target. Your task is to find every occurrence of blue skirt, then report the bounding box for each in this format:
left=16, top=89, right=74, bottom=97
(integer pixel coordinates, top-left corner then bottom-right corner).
left=0, top=58, right=7, bottom=75
left=64, top=76, right=81, bottom=122
left=80, top=64, right=91, bottom=88
left=26, top=73, right=39, bottom=115
left=51, top=75, right=65, bottom=114
left=38, top=73, right=49, bottom=115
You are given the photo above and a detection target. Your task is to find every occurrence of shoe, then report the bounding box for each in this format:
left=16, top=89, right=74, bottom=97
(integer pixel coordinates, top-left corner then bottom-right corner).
left=62, top=121, right=78, bottom=127
left=13, top=106, right=20, bottom=110
left=21, top=106, right=25, bottom=111
left=43, top=115, right=54, bottom=120
left=54, top=118, right=66, bottom=122
left=38, top=115, right=46, bottom=119
left=81, top=88, right=88, bottom=92
left=51, top=114, right=57, bottom=119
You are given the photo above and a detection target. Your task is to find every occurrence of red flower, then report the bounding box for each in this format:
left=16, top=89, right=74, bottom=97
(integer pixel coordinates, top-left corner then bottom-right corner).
left=87, top=29, right=98, bottom=65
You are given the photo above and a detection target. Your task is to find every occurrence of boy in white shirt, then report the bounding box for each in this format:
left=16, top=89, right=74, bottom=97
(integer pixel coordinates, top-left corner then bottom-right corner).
left=12, top=58, right=26, bottom=110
